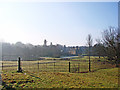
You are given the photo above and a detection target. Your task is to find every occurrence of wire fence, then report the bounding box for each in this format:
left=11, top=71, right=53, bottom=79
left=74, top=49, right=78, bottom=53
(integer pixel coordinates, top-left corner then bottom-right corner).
left=1, top=58, right=116, bottom=73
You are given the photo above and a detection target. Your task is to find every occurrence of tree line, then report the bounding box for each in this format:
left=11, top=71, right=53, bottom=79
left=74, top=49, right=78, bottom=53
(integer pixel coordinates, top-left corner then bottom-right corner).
left=1, top=27, right=120, bottom=67
left=87, top=27, right=120, bottom=67
left=1, top=42, right=88, bottom=60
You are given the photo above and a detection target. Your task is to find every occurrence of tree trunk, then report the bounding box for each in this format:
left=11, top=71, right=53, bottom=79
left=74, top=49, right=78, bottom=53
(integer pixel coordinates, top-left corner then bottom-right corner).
left=89, top=46, right=91, bottom=72
left=99, top=56, right=100, bottom=61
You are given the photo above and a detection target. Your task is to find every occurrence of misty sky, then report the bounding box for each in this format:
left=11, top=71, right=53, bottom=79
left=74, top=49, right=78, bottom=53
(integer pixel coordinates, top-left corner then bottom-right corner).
left=0, top=2, right=118, bottom=46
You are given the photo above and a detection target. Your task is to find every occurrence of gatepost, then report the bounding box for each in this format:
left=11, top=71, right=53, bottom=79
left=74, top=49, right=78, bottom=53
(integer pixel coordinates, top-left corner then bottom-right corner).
left=17, top=57, right=22, bottom=72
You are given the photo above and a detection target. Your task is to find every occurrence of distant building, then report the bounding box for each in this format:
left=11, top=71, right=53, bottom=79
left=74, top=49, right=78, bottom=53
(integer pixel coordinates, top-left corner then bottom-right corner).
left=69, top=47, right=76, bottom=55
left=69, top=50, right=76, bottom=55
left=43, top=39, right=47, bottom=46
left=50, top=42, right=52, bottom=46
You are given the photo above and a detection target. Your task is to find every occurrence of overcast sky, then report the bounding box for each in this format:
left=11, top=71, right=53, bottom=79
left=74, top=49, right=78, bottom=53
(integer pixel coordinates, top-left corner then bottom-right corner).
left=0, top=2, right=118, bottom=46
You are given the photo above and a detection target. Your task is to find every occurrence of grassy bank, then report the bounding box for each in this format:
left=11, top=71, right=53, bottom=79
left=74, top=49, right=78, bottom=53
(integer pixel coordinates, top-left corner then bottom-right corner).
left=1, top=68, right=118, bottom=89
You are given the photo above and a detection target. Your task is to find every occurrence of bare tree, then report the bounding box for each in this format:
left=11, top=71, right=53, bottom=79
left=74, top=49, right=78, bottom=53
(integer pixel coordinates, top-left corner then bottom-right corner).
left=86, top=34, right=93, bottom=72
left=118, top=27, right=120, bottom=66
left=93, top=38, right=106, bottom=60
left=102, top=27, right=119, bottom=67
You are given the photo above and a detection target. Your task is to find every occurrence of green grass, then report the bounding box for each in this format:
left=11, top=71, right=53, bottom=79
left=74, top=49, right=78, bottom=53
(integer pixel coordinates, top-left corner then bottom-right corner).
left=1, top=56, right=118, bottom=89
left=2, top=56, right=115, bottom=73
left=1, top=68, right=119, bottom=89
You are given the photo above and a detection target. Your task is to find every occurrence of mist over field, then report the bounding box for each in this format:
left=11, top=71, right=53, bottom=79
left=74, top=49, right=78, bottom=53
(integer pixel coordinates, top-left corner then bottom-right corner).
left=0, top=1, right=119, bottom=89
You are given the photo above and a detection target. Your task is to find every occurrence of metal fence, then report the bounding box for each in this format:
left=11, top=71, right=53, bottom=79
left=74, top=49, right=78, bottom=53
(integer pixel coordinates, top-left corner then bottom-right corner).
left=1, top=59, right=116, bottom=73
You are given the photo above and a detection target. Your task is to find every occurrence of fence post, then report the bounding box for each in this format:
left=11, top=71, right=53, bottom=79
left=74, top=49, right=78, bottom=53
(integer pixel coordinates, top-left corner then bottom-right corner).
left=69, top=62, right=70, bottom=72
left=78, top=63, right=79, bottom=73
left=28, top=62, right=30, bottom=71
left=54, top=62, right=55, bottom=72
left=46, top=63, right=47, bottom=72
left=2, top=62, right=3, bottom=71
left=38, top=62, right=39, bottom=71
left=17, top=57, right=22, bottom=72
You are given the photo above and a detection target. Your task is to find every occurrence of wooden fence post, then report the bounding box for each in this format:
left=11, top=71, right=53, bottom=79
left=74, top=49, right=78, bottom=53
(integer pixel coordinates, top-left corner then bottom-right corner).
left=69, top=62, right=70, bottom=72
left=2, top=62, right=3, bottom=71
left=54, top=62, right=55, bottom=72
left=46, top=63, right=47, bottom=72
left=28, top=61, right=30, bottom=71
left=78, top=63, right=79, bottom=73
left=38, top=62, right=39, bottom=71
left=17, top=57, right=22, bottom=72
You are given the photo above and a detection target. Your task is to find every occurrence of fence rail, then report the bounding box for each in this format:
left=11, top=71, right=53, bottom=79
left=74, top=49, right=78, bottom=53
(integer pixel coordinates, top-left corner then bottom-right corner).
left=1, top=58, right=116, bottom=73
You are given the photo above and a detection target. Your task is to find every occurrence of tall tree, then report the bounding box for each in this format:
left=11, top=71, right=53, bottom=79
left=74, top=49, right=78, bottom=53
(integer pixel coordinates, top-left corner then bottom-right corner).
left=102, top=27, right=119, bottom=67
left=86, top=34, right=93, bottom=72
left=118, top=27, right=120, bottom=66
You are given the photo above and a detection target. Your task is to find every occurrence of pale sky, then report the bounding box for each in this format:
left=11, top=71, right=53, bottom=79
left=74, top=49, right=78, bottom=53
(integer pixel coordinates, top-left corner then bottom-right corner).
left=0, top=2, right=118, bottom=46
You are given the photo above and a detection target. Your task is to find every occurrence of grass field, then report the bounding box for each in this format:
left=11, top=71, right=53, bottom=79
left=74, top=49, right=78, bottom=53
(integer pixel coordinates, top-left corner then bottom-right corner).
left=1, top=56, right=119, bottom=89
left=1, top=68, right=119, bottom=89
left=2, top=56, right=115, bottom=73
